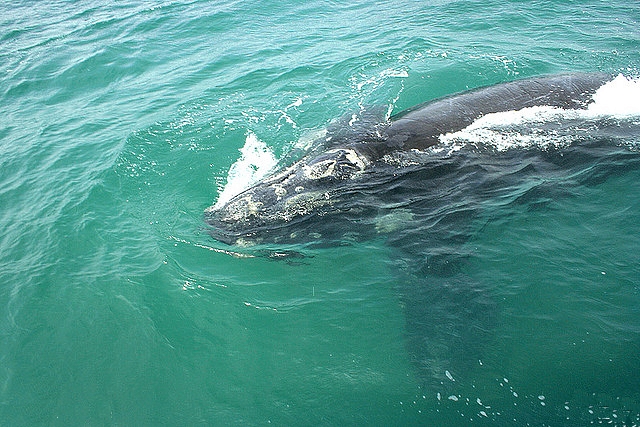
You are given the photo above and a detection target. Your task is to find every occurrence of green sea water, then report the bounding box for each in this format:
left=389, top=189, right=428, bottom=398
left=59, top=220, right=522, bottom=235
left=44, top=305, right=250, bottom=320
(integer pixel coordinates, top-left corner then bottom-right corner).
left=1, top=1, right=639, bottom=425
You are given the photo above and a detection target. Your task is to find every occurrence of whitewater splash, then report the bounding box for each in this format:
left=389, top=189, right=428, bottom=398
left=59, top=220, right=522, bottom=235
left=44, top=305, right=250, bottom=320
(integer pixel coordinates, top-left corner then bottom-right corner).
left=588, top=73, right=640, bottom=116
left=213, top=132, right=278, bottom=209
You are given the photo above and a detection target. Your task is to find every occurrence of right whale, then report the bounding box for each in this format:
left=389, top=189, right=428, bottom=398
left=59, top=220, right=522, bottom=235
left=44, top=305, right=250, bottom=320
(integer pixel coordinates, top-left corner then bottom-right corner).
left=206, top=73, right=638, bottom=392
left=206, top=73, right=615, bottom=246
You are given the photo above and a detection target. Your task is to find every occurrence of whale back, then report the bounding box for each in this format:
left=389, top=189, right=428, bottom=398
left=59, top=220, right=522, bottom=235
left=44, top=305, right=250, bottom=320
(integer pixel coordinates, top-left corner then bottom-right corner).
left=354, top=73, right=612, bottom=160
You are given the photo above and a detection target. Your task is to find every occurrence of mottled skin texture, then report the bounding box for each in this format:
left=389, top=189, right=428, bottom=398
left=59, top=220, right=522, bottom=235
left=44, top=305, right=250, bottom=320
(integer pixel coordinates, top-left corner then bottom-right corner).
left=205, top=73, right=611, bottom=245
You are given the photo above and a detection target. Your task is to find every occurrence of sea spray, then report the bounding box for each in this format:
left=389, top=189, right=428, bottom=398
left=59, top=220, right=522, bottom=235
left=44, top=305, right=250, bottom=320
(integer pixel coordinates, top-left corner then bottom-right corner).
left=213, top=133, right=278, bottom=209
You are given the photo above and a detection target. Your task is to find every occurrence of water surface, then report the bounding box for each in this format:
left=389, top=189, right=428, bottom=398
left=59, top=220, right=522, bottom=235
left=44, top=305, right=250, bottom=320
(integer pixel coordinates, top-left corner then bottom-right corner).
left=1, top=0, right=639, bottom=425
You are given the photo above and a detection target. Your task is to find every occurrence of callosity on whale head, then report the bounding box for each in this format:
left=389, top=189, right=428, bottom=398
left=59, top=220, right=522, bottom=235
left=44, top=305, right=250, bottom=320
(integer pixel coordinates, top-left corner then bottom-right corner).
left=205, top=147, right=370, bottom=245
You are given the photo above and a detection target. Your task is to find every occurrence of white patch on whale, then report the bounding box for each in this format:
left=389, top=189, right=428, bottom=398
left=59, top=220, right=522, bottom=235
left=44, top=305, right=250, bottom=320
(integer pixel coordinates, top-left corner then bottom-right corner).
left=302, top=148, right=369, bottom=180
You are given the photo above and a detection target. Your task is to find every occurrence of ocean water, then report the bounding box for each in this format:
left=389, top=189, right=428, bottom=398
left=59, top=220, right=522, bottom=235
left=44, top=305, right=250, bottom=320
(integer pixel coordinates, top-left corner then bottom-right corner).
left=1, top=0, right=639, bottom=425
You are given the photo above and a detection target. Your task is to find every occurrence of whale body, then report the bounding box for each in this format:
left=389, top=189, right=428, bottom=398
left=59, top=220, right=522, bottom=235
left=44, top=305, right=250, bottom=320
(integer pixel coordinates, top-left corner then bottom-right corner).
left=204, top=73, right=640, bottom=388
left=205, top=73, right=613, bottom=246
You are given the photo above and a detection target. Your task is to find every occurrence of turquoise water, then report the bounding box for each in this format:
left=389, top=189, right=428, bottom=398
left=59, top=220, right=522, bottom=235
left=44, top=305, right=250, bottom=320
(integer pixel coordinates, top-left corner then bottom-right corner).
left=1, top=1, right=639, bottom=425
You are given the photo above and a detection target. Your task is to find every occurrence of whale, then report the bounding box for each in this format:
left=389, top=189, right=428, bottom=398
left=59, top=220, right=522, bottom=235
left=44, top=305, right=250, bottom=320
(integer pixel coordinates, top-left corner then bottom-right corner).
left=204, top=72, right=640, bottom=388
left=205, top=73, right=613, bottom=246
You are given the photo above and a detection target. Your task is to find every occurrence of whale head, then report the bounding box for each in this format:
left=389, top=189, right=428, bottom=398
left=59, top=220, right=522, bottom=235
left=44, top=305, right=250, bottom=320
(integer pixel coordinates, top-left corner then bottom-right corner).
left=205, top=147, right=371, bottom=246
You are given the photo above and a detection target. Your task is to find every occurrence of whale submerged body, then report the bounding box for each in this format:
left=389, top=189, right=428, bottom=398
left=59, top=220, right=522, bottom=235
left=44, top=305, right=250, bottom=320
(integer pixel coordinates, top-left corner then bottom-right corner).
left=205, top=73, right=614, bottom=246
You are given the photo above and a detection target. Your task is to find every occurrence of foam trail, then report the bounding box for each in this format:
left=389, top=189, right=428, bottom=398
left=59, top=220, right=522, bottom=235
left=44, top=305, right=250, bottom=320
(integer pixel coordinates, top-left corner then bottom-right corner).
left=214, top=133, right=277, bottom=209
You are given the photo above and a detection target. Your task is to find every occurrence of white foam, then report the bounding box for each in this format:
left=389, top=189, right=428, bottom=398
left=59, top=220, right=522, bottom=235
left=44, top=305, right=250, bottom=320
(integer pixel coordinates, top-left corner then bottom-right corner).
left=439, top=74, right=640, bottom=151
left=587, top=74, right=640, bottom=117
left=354, top=68, right=408, bottom=91
left=214, top=133, right=278, bottom=209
